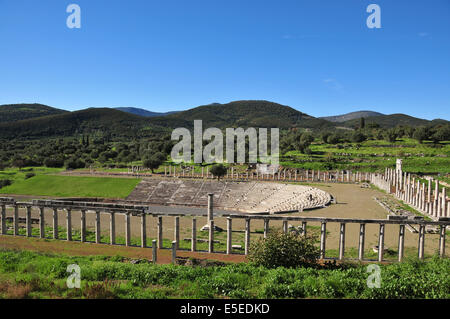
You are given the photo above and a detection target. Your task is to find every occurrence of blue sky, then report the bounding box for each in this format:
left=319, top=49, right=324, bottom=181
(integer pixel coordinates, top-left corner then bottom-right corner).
left=0, top=0, right=449, bottom=120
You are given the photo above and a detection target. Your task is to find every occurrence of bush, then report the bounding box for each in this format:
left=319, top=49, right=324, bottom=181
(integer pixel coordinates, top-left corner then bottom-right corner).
left=0, top=179, right=12, bottom=189
left=210, top=164, right=227, bottom=181
left=24, top=173, right=35, bottom=179
left=44, top=157, right=64, bottom=168
left=352, top=131, right=367, bottom=143
left=248, top=230, right=319, bottom=269
left=327, top=134, right=340, bottom=144
left=65, top=158, right=85, bottom=169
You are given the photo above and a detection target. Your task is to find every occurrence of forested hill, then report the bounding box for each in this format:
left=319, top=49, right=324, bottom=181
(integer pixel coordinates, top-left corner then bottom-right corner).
left=115, top=107, right=179, bottom=117
left=0, top=108, right=160, bottom=139
left=149, top=100, right=334, bottom=129
left=320, top=111, right=384, bottom=122
left=0, top=101, right=446, bottom=140
left=0, top=104, right=68, bottom=123
left=342, top=113, right=447, bottom=128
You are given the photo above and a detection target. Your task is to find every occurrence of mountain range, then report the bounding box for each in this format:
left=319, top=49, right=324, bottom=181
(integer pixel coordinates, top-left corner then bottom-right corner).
left=0, top=101, right=447, bottom=139
left=114, top=107, right=179, bottom=117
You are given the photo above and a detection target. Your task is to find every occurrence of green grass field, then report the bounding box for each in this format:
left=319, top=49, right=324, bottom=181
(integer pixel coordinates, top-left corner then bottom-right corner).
left=0, top=248, right=448, bottom=299
left=0, top=175, right=140, bottom=198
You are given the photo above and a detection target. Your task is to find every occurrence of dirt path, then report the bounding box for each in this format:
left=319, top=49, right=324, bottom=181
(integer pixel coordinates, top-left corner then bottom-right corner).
left=0, top=235, right=246, bottom=264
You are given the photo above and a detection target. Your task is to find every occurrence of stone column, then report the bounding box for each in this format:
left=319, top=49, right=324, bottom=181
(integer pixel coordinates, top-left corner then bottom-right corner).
left=80, top=210, right=86, bottom=242
left=140, top=213, right=146, bottom=248
left=66, top=209, right=72, bottom=241
left=439, top=225, right=446, bottom=258
left=209, top=220, right=214, bottom=253
left=442, top=188, right=446, bottom=217
left=174, top=216, right=180, bottom=249
left=52, top=208, right=58, bottom=239
left=0, top=204, right=5, bottom=235
left=152, top=240, right=157, bottom=263
left=320, top=222, right=326, bottom=259
left=435, top=180, right=439, bottom=201
left=157, top=216, right=163, bottom=248
left=428, top=179, right=432, bottom=203
left=95, top=211, right=101, bottom=244
left=26, top=206, right=32, bottom=237
left=14, top=205, right=19, bottom=236
left=418, top=224, right=425, bottom=260
left=282, top=220, right=288, bottom=233
left=191, top=218, right=197, bottom=252
left=338, top=223, right=346, bottom=260
left=358, top=223, right=365, bottom=261
left=378, top=224, right=385, bottom=262
left=110, top=212, right=115, bottom=245
left=226, top=217, right=232, bottom=254
left=244, top=218, right=250, bottom=255
left=263, top=218, right=269, bottom=238
left=207, top=193, right=214, bottom=223
left=39, top=206, right=45, bottom=238
left=398, top=224, right=405, bottom=262
left=301, top=221, right=307, bottom=236
left=125, top=213, right=131, bottom=246
left=171, top=241, right=177, bottom=264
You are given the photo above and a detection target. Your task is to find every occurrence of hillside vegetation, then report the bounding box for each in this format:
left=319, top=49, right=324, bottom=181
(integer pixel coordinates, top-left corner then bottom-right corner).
left=150, top=100, right=334, bottom=129
left=0, top=104, right=67, bottom=123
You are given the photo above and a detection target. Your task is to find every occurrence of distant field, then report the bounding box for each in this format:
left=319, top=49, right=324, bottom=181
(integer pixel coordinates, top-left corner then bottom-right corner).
left=0, top=175, right=140, bottom=198
left=282, top=138, right=450, bottom=174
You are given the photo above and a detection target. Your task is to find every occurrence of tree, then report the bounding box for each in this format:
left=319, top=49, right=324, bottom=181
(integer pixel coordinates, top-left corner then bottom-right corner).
left=430, top=126, right=450, bottom=143
left=327, top=134, right=340, bottom=145
left=360, top=117, right=365, bottom=129
left=142, top=152, right=166, bottom=173
left=352, top=131, right=367, bottom=143
left=210, top=164, right=227, bottom=181
left=383, top=129, right=398, bottom=143
left=413, top=127, right=429, bottom=144
left=321, top=132, right=331, bottom=144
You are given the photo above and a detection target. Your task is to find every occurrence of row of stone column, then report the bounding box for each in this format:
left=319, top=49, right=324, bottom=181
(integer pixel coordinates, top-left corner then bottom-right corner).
left=1, top=202, right=447, bottom=260
left=382, top=167, right=449, bottom=219
left=163, top=166, right=370, bottom=183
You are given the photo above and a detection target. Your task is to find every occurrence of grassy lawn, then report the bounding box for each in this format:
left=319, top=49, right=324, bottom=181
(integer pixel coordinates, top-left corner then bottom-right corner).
left=0, top=175, right=140, bottom=198
left=0, top=248, right=448, bottom=299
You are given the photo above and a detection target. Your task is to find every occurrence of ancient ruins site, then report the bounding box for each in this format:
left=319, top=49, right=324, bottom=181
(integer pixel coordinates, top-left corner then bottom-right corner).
left=126, top=179, right=332, bottom=213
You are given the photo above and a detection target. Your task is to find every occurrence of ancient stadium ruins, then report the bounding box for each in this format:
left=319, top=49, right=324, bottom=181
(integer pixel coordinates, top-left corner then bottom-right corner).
left=126, top=179, right=333, bottom=213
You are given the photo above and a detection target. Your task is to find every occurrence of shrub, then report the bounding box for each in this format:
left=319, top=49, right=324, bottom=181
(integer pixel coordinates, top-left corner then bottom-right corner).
left=24, top=173, right=35, bottom=179
left=210, top=164, right=227, bottom=181
left=65, top=158, right=85, bottom=169
left=248, top=230, right=320, bottom=269
left=44, top=157, right=64, bottom=168
left=327, top=134, right=340, bottom=144
left=352, top=131, right=367, bottom=143
left=0, top=179, right=12, bottom=189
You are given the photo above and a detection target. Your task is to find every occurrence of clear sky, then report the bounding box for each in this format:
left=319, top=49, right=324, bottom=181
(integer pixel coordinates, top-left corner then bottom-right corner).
left=0, top=0, right=449, bottom=120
